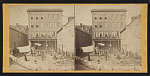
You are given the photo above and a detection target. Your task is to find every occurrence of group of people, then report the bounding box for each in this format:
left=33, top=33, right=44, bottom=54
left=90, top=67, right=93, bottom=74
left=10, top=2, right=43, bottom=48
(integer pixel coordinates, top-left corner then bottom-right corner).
left=52, top=48, right=74, bottom=59
left=30, top=44, right=75, bottom=61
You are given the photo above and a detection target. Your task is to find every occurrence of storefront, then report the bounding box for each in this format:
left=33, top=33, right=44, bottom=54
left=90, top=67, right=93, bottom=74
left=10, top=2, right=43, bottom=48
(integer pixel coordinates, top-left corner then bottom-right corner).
left=30, top=39, right=57, bottom=51
left=93, top=39, right=121, bottom=54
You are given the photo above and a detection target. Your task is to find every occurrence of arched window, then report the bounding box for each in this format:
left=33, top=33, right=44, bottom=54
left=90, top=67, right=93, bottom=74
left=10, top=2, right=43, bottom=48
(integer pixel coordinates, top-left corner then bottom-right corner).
left=100, top=25, right=102, bottom=28
left=36, top=25, right=38, bottom=28
left=36, top=22, right=38, bottom=28
left=30, top=22, right=34, bottom=28
left=31, top=17, right=33, bottom=20
left=95, top=17, right=97, bottom=20
left=99, top=22, right=102, bottom=28
left=100, top=17, right=102, bottom=19
left=102, top=32, right=104, bottom=37
left=100, top=33, right=102, bottom=37
left=112, top=31, right=115, bottom=38
left=95, top=32, right=98, bottom=37
left=31, top=25, right=33, bottom=28
left=105, top=33, right=107, bottom=38
left=41, top=34, right=44, bottom=38
left=36, top=17, right=38, bottom=20
left=41, top=17, right=43, bottom=20
left=117, top=31, right=119, bottom=37
left=36, top=34, right=38, bottom=37
left=95, top=25, right=97, bottom=28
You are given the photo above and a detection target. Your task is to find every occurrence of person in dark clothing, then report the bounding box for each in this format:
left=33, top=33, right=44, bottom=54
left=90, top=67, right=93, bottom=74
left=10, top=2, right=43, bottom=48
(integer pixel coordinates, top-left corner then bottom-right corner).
left=87, top=52, right=91, bottom=61
left=13, top=49, right=19, bottom=57
left=13, top=42, right=19, bottom=57
left=24, top=53, right=28, bottom=61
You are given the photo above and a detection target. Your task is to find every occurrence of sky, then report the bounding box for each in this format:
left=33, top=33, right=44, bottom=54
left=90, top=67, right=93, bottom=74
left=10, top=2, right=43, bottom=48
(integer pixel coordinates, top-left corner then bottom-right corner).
left=9, top=4, right=141, bottom=26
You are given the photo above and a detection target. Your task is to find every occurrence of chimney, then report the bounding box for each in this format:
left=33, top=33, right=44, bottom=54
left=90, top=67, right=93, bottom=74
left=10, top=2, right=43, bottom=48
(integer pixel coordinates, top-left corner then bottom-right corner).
left=68, top=17, right=74, bottom=22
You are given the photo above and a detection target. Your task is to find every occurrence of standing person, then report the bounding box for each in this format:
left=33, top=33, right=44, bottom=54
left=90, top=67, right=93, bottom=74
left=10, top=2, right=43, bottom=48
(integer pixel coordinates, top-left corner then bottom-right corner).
left=98, top=49, right=101, bottom=56
left=95, top=46, right=98, bottom=54
left=13, top=48, right=19, bottom=57
left=105, top=49, right=108, bottom=61
left=31, top=47, right=33, bottom=55
left=24, top=53, right=28, bottom=61
left=34, top=60, right=39, bottom=71
left=53, top=52, right=57, bottom=60
left=96, top=60, right=104, bottom=71
left=13, top=42, right=20, bottom=57
left=41, top=50, right=45, bottom=61
left=87, top=52, right=91, bottom=61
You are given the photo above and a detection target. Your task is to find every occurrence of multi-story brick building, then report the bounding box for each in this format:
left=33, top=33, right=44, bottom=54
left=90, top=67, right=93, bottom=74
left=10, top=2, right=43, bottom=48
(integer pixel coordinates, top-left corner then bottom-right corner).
left=9, top=25, right=29, bottom=50
left=27, top=9, right=63, bottom=50
left=75, top=23, right=92, bottom=56
left=91, top=9, right=127, bottom=52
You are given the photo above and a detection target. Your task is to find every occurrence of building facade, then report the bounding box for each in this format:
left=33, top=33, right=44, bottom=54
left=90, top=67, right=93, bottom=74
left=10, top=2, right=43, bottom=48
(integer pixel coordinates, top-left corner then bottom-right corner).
left=9, top=26, right=29, bottom=50
left=75, top=24, right=92, bottom=57
left=91, top=9, right=127, bottom=52
left=57, top=17, right=75, bottom=70
left=27, top=9, right=63, bottom=50
left=120, top=15, right=141, bottom=57
left=57, top=17, right=75, bottom=57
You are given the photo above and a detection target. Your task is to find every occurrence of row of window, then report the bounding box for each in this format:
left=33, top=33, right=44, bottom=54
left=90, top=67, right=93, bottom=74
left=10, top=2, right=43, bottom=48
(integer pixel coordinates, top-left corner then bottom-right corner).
left=30, top=14, right=61, bottom=20
left=31, top=17, right=43, bottom=20
left=94, top=22, right=123, bottom=28
left=93, top=31, right=120, bottom=38
left=95, top=17, right=107, bottom=20
left=30, top=22, right=60, bottom=28
left=30, top=31, right=56, bottom=39
left=94, top=14, right=124, bottom=20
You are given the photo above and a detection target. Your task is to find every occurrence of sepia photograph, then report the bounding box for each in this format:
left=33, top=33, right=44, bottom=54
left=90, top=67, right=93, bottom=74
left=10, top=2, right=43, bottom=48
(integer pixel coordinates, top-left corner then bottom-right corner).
left=3, top=4, right=147, bottom=72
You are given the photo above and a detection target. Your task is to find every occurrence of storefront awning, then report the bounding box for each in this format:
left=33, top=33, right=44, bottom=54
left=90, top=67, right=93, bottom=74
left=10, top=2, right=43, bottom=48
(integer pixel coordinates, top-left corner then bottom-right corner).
left=98, top=43, right=105, bottom=46
left=81, top=45, right=94, bottom=52
left=34, top=43, right=41, bottom=46
left=17, top=46, right=31, bottom=53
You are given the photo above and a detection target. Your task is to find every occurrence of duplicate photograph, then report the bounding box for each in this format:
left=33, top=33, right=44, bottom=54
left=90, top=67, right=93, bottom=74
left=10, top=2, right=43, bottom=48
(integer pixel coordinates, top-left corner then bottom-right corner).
left=8, top=4, right=143, bottom=71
